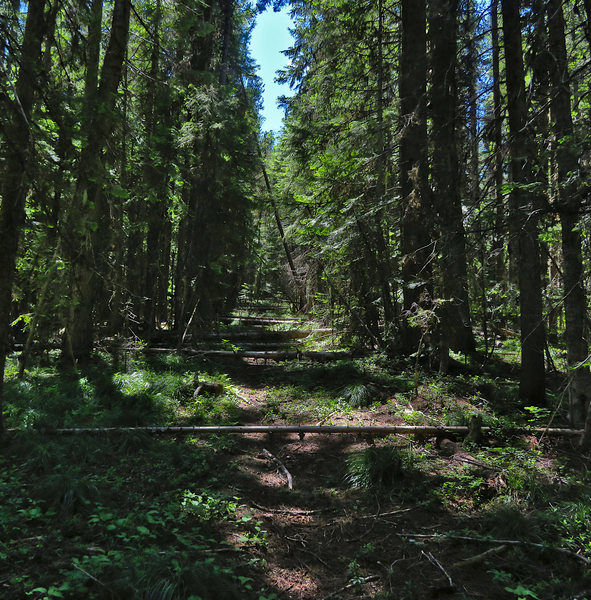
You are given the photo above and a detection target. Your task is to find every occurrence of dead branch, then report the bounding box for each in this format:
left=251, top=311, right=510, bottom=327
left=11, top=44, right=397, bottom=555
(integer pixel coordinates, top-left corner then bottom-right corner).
left=115, top=347, right=353, bottom=361
left=321, top=575, right=380, bottom=600
left=315, top=411, right=337, bottom=426
left=450, top=455, right=500, bottom=471
left=356, top=507, right=414, bottom=520
left=192, top=329, right=330, bottom=341
left=219, top=316, right=306, bottom=325
left=290, top=543, right=330, bottom=568
left=250, top=502, right=321, bottom=515
left=421, top=550, right=455, bottom=591
left=72, top=563, right=111, bottom=590
left=397, top=532, right=591, bottom=566
left=452, top=545, right=508, bottom=568
left=234, top=393, right=258, bottom=407
left=261, top=448, right=293, bottom=490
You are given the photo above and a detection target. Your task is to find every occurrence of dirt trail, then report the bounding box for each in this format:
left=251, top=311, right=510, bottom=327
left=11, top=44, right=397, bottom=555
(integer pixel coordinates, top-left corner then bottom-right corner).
left=195, top=312, right=587, bottom=599
left=222, top=391, right=511, bottom=600
left=208, top=377, right=490, bottom=597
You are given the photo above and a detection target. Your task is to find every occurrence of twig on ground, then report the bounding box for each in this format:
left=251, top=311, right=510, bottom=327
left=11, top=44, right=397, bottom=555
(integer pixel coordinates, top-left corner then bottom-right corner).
left=421, top=550, right=455, bottom=590
left=72, top=563, right=111, bottom=590
left=235, top=392, right=258, bottom=407
left=356, top=507, right=414, bottom=520
left=452, top=545, right=508, bottom=568
left=321, top=575, right=380, bottom=600
left=450, top=455, right=499, bottom=471
left=397, top=532, right=591, bottom=566
left=7, top=535, right=44, bottom=545
left=316, top=411, right=337, bottom=426
left=250, top=501, right=321, bottom=515
left=261, top=448, right=293, bottom=490
left=290, top=543, right=330, bottom=568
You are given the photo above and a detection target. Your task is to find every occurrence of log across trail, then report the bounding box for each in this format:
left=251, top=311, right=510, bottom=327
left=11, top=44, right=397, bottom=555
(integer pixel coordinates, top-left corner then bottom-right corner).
left=192, top=329, right=331, bottom=341
left=130, top=348, right=353, bottom=362
left=107, top=311, right=343, bottom=361
left=13, top=424, right=584, bottom=437
left=218, top=316, right=307, bottom=326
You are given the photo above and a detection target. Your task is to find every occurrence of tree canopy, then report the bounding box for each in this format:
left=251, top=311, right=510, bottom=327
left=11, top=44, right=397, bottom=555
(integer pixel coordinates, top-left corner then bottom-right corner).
left=2, top=0, right=591, bottom=439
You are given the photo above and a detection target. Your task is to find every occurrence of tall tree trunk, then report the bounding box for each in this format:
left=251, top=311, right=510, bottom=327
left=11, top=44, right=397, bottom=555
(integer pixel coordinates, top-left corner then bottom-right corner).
left=582, top=0, right=591, bottom=49
left=0, top=0, right=47, bottom=434
left=106, top=42, right=129, bottom=336
left=546, top=0, right=591, bottom=439
left=429, top=0, right=475, bottom=358
left=372, top=0, right=395, bottom=328
left=219, top=0, right=233, bottom=85
left=65, top=0, right=131, bottom=361
left=143, top=0, right=170, bottom=335
left=399, top=0, right=432, bottom=353
left=530, top=0, right=552, bottom=337
left=491, top=0, right=506, bottom=285
left=502, top=0, right=546, bottom=405
left=175, top=1, right=217, bottom=332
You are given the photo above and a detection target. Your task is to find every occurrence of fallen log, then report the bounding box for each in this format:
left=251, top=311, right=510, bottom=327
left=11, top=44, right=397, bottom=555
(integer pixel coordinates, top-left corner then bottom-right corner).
left=192, top=330, right=331, bottom=341
left=130, top=343, right=301, bottom=352
left=219, top=316, right=306, bottom=325
left=452, top=545, right=508, bottom=569
left=193, top=350, right=297, bottom=360
left=397, top=532, right=591, bottom=567
left=191, top=350, right=351, bottom=361
left=124, top=349, right=352, bottom=361
left=237, top=304, right=291, bottom=313
left=217, top=342, right=300, bottom=350
left=9, top=424, right=584, bottom=437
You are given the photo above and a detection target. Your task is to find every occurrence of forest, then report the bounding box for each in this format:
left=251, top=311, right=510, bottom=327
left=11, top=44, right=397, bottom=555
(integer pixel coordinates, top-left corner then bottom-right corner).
left=2, top=0, right=591, bottom=599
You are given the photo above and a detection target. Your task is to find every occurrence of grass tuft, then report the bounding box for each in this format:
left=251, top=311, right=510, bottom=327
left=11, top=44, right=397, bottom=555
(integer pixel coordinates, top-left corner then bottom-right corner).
left=341, top=383, right=377, bottom=408
left=345, top=445, right=406, bottom=491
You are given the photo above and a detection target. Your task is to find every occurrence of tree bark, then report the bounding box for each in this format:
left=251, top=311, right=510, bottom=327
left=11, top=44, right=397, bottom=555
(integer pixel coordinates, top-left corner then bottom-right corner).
left=399, top=0, right=432, bottom=353
left=142, top=0, right=173, bottom=335
left=372, top=0, right=395, bottom=328
left=65, top=0, right=131, bottom=361
left=502, top=0, right=546, bottom=405
left=429, top=0, right=475, bottom=358
left=582, top=0, right=591, bottom=50
left=490, top=0, right=506, bottom=285
left=15, top=424, right=585, bottom=439
left=546, top=0, right=591, bottom=438
left=0, top=0, right=48, bottom=434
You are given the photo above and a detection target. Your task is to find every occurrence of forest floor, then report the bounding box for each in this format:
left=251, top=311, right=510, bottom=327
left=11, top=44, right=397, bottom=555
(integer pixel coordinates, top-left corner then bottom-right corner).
left=186, top=356, right=590, bottom=600
left=2, top=314, right=591, bottom=600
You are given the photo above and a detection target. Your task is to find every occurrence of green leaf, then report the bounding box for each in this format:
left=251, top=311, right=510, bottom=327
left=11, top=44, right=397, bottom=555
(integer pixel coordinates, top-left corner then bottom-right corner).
left=505, top=585, right=539, bottom=599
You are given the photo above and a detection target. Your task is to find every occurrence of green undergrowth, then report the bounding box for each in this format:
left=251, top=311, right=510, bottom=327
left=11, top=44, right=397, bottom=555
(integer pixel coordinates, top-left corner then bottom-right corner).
left=3, top=346, right=591, bottom=599
left=339, top=438, right=591, bottom=599
left=0, top=432, right=275, bottom=600
left=3, top=352, right=243, bottom=430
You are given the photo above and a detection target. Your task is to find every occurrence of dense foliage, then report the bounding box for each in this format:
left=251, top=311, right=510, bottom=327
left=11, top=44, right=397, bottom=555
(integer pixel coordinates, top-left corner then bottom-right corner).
left=1, top=0, right=262, bottom=362
left=3, top=2, right=591, bottom=598
left=264, top=0, right=591, bottom=436
left=3, top=0, right=591, bottom=430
